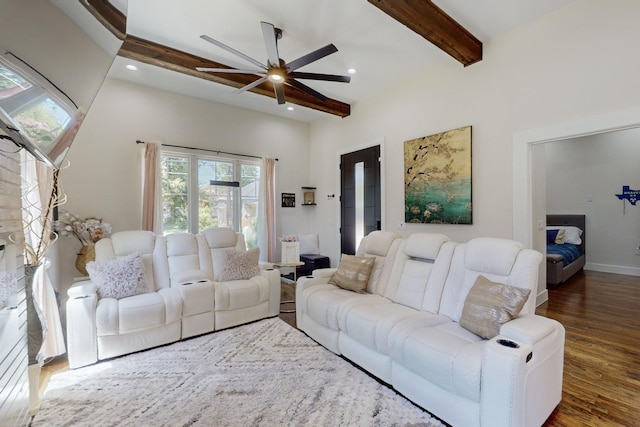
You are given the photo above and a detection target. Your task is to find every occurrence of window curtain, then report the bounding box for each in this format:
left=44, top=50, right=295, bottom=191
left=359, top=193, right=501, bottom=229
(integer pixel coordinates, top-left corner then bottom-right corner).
left=21, top=153, right=65, bottom=363
left=141, top=142, right=161, bottom=233
left=257, top=158, right=276, bottom=262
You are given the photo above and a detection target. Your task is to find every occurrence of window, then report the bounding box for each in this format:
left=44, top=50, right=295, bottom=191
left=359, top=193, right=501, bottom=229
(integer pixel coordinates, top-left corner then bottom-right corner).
left=160, top=152, right=260, bottom=248
left=0, top=54, right=74, bottom=148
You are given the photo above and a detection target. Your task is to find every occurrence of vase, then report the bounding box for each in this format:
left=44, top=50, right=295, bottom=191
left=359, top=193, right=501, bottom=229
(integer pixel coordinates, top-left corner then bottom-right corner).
left=75, top=245, right=95, bottom=276
left=25, top=264, right=46, bottom=366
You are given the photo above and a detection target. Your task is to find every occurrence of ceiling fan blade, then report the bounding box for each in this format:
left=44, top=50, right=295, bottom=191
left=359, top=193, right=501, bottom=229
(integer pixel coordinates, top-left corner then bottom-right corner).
left=274, top=83, right=286, bottom=104
left=200, top=34, right=267, bottom=70
left=196, top=68, right=266, bottom=74
left=289, top=71, right=351, bottom=83
left=286, top=44, right=338, bottom=72
left=235, top=76, right=268, bottom=94
left=261, top=22, right=280, bottom=67
left=287, top=79, right=328, bottom=102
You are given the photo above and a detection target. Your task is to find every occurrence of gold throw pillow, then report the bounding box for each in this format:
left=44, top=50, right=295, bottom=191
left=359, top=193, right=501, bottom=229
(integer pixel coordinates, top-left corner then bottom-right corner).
left=328, top=254, right=375, bottom=293
left=460, top=275, right=531, bottom=339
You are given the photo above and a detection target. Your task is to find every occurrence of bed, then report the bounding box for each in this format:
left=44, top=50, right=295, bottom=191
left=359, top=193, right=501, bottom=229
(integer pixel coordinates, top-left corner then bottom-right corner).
left=546, top=214, right=586, bottom=286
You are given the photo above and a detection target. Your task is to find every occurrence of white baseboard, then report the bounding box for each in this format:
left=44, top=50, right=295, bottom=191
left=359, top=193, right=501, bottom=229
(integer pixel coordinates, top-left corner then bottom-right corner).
left=585, top=263, right=640, bottom=277
left=535, top=289, right=549, bottom=307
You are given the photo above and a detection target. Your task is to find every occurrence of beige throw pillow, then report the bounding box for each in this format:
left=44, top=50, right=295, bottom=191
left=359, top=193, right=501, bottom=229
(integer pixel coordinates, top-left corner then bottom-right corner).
left=217, top=247, right=260, bottom=281
left=460, top=275, right=531, bottom=339
left=328, top=254, right=375, bottom=293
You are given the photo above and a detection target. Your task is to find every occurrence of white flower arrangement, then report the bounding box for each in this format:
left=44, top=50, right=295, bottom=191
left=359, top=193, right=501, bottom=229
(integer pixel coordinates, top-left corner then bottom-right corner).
left=53, top=210, right=112, bottom=246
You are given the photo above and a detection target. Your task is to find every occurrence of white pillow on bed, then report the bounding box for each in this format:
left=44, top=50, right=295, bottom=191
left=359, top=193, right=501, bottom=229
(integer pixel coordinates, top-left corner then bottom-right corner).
left=547, top=226, right=583, bottom=245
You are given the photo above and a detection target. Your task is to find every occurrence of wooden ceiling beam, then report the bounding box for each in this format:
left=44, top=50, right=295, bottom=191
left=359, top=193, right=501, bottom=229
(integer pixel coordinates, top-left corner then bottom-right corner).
left=368, top=0, right=482, bottom=67
left=118, top=35, right=350, bottom=117
left=80, top=0, right=127, bottom=40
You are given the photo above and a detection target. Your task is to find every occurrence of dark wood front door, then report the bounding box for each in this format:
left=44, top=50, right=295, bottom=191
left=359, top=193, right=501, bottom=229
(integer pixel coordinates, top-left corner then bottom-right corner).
left=340, top=145, right=381, bottom=254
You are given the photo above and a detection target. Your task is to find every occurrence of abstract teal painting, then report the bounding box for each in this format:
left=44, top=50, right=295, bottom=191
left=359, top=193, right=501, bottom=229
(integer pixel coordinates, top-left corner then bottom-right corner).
left=404, top=126, right=472, bottom=224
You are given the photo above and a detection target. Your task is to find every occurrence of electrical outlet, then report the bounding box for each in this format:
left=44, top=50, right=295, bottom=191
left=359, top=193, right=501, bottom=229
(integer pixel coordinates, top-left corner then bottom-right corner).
left=398, top=222, right=407, bottom=230
left=635, top=246, right=640, bottom=256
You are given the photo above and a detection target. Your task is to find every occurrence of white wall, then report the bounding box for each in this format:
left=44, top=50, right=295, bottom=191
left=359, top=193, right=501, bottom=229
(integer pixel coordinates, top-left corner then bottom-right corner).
left=309, top=0, right=640, bottom=300
left=54, top=77, right=311, bottom=302
left=0, top=0, right=117, bottom=111
left=546, top=127, right=640, bottom=276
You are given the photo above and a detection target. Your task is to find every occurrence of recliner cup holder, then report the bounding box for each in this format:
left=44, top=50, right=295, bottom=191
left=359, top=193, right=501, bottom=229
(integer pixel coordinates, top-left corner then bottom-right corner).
left=497, top=339, right=519, bottom=348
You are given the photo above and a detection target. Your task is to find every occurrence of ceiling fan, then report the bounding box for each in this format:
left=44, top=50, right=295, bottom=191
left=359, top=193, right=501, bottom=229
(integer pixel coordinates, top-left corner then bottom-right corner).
left=196, top=21, right=350, bottom=105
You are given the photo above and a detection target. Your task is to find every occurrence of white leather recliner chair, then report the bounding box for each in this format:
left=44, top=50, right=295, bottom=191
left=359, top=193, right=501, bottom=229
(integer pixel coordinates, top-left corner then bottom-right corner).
left=66, top=231, right=182, bottom=369
left=201, top=227, right=280, bottom=330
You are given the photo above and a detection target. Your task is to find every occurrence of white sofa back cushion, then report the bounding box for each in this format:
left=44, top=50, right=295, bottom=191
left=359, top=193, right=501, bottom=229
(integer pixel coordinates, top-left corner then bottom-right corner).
left=166, top=233, right=212, bottom=286
left=202, top=227, right=249, bottom=281
left=96, top=231, right=170, bottom=291
left=110, top=231, right=155, bottom=257
left=383, top=233, right=450, bottom=310
left=464, top=237, right=522, bottom=276
left=438, top=238, right=540, bottom=322
left=355, top=231, right=401, bottom=295
left=385, top=233, right=455, bottom=313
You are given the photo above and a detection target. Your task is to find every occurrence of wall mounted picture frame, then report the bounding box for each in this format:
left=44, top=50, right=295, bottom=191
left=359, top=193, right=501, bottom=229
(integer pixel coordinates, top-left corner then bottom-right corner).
left=404, top=125, right=472, bottom=224
left=281, top=192, right=296, bottom=208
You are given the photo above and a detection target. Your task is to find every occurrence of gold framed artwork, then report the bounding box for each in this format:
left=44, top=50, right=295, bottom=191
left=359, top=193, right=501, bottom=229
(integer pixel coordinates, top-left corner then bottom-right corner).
left=404, top=126, right=472, bottom=224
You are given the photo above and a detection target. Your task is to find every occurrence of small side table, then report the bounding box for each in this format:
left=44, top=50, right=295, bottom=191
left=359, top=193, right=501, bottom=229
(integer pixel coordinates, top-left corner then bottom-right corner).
left=274, top=261, right=304, bottom=313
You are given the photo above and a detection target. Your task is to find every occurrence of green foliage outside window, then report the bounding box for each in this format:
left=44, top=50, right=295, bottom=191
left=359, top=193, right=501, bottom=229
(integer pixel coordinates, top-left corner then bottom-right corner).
left=161, top=153, right=260, bottom=246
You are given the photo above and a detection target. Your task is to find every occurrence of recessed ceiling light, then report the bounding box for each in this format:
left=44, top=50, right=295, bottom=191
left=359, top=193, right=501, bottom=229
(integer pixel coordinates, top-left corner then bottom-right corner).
left=287, top=106, right=294, bottom=111
left=347, top=68, right=357, bottom=74
left=126, top=64, right=138, bottom=71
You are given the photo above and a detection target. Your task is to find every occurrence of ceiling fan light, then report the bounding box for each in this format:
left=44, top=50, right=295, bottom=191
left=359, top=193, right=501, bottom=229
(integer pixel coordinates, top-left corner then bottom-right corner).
left=267, top=68, right=286, bottom=83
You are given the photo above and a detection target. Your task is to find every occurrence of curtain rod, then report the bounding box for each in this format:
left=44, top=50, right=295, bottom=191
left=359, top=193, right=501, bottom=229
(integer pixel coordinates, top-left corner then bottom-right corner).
left=136, top=140, right=278, bottom=161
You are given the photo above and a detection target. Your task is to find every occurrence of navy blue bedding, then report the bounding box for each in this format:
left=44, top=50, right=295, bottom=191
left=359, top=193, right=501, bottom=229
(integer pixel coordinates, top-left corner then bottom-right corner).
left=547, top=243, right=582, bottom=266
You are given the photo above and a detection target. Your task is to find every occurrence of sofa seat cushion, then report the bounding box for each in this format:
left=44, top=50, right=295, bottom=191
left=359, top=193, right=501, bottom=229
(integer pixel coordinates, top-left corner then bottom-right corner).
left=338, top=302, right=425, bottom=355
left=396, top=322, right=486, bottom=402
left=301, top=284, right=388, bottom=331
left=214, top=276, right=269, bottom=311
left=96, top=292, right=168, bottom=336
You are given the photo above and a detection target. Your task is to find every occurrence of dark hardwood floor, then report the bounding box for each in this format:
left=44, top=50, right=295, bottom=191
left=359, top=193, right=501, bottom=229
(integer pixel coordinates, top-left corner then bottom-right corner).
left=536, top=270, right=640, bottom=427
left=42, top=272, right=639, bottom=427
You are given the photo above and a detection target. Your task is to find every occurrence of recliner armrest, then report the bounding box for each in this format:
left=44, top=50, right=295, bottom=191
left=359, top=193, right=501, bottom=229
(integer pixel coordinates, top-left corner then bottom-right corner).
left=482, top=314, right=565, bottom=426
left=499, top=314, right=560, bottom=345
left=260, top=268, right=281, bottom=316
left=67, top=281, right=97, bottom=299
left=311, top=267, right=337, bottom=278
left=66, top=282, right=98, bottom=369
left=259, top=261, right=274, bottom=270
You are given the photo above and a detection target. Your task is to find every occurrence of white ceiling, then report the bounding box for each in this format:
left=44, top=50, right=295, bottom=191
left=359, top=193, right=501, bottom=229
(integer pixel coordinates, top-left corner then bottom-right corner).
left=74, top=0, right=574, bottom=122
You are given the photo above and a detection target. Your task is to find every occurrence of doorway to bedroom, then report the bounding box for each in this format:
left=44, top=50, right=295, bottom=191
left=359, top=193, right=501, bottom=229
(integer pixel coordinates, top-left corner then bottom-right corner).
left=515, top=107, right=640, bottom=303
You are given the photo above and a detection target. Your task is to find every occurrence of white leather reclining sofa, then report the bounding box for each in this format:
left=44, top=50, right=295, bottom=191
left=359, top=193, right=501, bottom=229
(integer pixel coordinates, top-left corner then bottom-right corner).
left=66, top=228, right=280, bottom=369
left=296, top=231, right=565, bottom=427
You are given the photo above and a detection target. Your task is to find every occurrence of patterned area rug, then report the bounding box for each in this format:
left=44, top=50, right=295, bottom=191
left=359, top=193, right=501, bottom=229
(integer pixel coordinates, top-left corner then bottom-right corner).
left=32, top=318, right=444, bottom=427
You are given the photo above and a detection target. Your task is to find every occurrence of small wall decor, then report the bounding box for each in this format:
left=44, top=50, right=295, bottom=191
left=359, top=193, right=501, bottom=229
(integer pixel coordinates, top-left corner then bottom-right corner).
left=303, top=192, right=315, bottom=204
left=615, top=185, right=639, bottom=205
left=404, top=126, right=472, bottom=224
left=281, top=192, right=296, bottom=208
